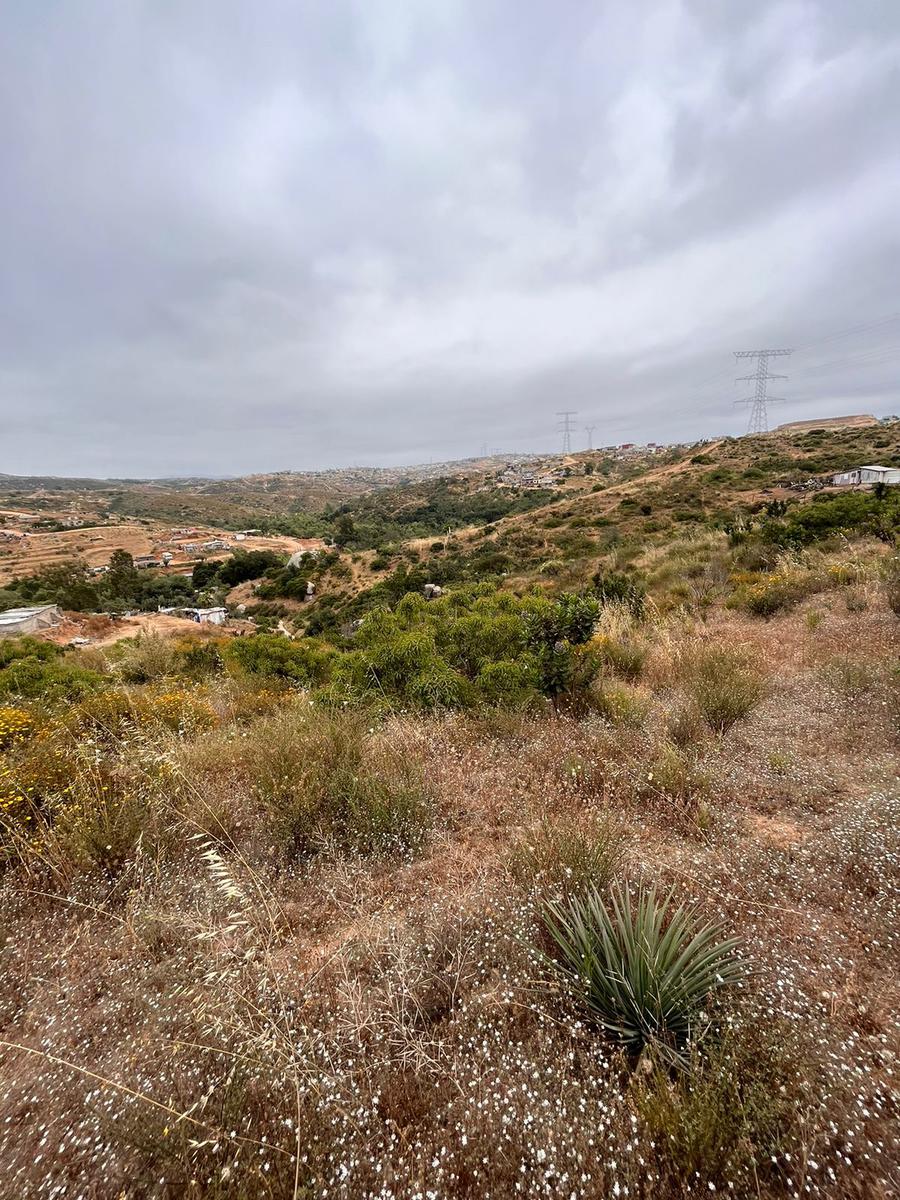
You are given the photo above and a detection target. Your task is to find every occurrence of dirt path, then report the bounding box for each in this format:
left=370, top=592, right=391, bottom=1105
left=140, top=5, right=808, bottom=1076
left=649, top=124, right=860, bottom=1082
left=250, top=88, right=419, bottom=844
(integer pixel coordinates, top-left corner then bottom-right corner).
left=44, top=611, right=228, bottom=648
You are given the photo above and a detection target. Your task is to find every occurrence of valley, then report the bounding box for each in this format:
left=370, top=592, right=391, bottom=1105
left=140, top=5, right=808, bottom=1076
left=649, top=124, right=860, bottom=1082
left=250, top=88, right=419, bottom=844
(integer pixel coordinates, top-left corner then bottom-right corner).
left=0, top=420, right=898, bottom=1198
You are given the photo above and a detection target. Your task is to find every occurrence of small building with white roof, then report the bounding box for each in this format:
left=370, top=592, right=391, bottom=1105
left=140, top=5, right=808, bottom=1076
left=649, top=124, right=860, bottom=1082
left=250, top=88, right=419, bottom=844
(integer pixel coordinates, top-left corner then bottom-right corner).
left=0, top=604, right=63, bottom=639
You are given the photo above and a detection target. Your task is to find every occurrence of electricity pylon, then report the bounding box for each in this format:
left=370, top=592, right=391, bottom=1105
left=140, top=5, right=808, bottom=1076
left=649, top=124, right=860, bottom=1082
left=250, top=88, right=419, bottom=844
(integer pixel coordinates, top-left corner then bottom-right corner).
left=733, top=348, right=792, bottom=433
left=556, top=411, right=578, bottom=454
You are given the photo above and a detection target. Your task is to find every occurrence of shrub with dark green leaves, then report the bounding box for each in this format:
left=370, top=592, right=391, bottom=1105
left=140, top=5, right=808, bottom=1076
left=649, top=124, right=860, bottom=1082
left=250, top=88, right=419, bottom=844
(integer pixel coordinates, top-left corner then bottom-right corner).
left=475, top=659, right=537, bottom=708
left=592, top=568, right=645, bottom=616
left=523, top=592, right=601, bottom=714
left=0, top=638, right=104, bottom=701
left=217, top=549, right=286, bottom=586
left=540, top=884, right=742, bottom=1059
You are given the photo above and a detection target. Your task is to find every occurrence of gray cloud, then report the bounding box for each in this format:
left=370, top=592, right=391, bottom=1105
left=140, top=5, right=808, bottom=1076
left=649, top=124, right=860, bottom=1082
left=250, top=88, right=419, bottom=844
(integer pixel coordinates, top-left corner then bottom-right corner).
left=1, top=0, right=899, bottom=476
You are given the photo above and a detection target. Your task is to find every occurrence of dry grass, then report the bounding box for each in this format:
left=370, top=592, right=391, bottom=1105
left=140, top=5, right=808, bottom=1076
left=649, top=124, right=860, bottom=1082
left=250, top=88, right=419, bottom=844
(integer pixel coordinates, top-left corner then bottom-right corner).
left=0, top=592, right=898, bottom=1197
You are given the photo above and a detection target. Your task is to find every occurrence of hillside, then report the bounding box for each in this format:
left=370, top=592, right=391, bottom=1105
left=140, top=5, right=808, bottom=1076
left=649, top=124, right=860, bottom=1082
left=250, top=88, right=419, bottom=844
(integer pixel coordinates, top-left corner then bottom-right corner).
left=275, top=420, right=900, bottom=635
left=0, top=422, right=898, bottom=1198
left=0, top=454, right=544, bottom=528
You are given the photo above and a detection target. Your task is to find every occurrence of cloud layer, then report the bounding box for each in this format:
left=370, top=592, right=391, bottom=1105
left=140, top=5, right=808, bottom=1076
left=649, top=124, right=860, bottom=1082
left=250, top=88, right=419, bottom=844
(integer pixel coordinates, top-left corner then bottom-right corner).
left=2, top=1, right=899, bottom=475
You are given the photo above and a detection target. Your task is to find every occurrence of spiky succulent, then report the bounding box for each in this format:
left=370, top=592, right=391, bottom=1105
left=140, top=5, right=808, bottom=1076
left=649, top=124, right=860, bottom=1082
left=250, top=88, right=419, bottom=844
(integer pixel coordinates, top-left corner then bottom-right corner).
left=541, top=883, right=743, bottom=1057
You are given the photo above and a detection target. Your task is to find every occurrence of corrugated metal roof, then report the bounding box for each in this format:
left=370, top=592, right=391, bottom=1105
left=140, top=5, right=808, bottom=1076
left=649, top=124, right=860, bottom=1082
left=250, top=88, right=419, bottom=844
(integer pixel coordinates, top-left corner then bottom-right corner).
left=0, top=605, right=58, bottom=625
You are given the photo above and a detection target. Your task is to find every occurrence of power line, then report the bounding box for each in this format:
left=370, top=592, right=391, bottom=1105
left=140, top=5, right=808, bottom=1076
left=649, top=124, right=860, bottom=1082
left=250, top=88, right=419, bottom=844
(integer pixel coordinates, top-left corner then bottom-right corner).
left=790, top=340, right=900, bottom=379
left=733, top=348, right=792, bottom=433
left=793, top=312, right=900, bottom=354
left=691, top=311, right=900, bottom=399
left=692, top=362, right=737, bottom=390
left=556, top=411, right=578, bottom=455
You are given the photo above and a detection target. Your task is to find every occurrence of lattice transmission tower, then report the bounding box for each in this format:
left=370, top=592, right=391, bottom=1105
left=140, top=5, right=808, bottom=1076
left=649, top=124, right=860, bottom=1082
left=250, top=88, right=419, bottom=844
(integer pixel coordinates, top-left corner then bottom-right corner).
left=585, top=424, right=596, bottom=450
left=733, top=348, right=792, bottom=433
left=556, top=411, right=578, bottom=454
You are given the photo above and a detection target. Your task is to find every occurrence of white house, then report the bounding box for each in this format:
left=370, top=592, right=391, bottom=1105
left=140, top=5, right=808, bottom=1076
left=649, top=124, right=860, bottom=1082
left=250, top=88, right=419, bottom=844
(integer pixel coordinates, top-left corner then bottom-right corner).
left=191, top=607, right=227, bottom=625
left=158, top=605, right=228, bottom=625
left=832, top=464, right=900, bottom=487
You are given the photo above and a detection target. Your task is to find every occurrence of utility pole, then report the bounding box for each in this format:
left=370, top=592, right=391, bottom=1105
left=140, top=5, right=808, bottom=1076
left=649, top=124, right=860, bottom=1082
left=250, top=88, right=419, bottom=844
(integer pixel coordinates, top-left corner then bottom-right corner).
left=556, top=411, right=578, bottom=455
left=733, top=348, right=792, bottom=433
left=585, top=424, right=596, bottom=450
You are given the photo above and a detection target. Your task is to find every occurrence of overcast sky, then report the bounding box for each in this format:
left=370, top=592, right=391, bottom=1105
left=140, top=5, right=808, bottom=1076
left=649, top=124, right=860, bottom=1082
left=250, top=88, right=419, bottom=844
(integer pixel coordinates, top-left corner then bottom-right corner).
left=2, top=1, right=899, bottom=477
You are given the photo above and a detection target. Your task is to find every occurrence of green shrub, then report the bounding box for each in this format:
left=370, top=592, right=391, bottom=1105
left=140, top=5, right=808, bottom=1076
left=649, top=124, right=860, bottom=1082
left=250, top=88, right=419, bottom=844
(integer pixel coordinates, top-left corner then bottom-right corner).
left=0, top=637, right=57, bottom=669
left=218, top=549, right=285, bottom=586
left=223, top=633, right=335, bottom=686
left=762, top=489, right=900, bottom=548
left=475, top=659, right=537, bottom=708
left=0, top=638, right=104, bottom=701
left=406, top=658, right=473, bottom=708
left=524, top=593, right=601, bottom=714
left=541, top=884, right=742, bottom=1059
left=689, top=647, right=765, bottom=732
left=326, top=587, right=557, bottom=710
left=592, top=569, right=645, bottom=616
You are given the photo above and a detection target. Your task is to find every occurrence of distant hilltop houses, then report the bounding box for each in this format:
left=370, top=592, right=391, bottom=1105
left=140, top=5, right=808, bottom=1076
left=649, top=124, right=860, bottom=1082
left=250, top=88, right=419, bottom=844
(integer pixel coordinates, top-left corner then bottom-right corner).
left=495, top=464, right=564, bottom=490
left=492, top=442, right=676, bottom=489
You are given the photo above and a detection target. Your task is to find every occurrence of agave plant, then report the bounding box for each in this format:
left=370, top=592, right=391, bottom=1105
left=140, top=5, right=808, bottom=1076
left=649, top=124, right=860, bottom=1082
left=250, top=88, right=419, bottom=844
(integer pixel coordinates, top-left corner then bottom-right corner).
left=541, top=883, right=742, bottom=1057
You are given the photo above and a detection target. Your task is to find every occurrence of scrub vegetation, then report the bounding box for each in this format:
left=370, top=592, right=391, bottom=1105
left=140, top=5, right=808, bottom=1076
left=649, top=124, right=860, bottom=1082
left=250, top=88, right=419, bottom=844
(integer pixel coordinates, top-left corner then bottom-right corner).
left=0, top=422, right=898, bottom=1197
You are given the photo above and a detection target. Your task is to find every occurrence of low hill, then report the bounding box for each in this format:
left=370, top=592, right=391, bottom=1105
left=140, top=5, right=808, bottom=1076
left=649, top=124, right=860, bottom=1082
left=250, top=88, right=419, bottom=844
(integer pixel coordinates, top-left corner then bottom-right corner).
left=776, top=413, right=878, bottom=432
left=282, top=420, right=900, bottom=635
left=0, top=454, right=545, bottom=526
